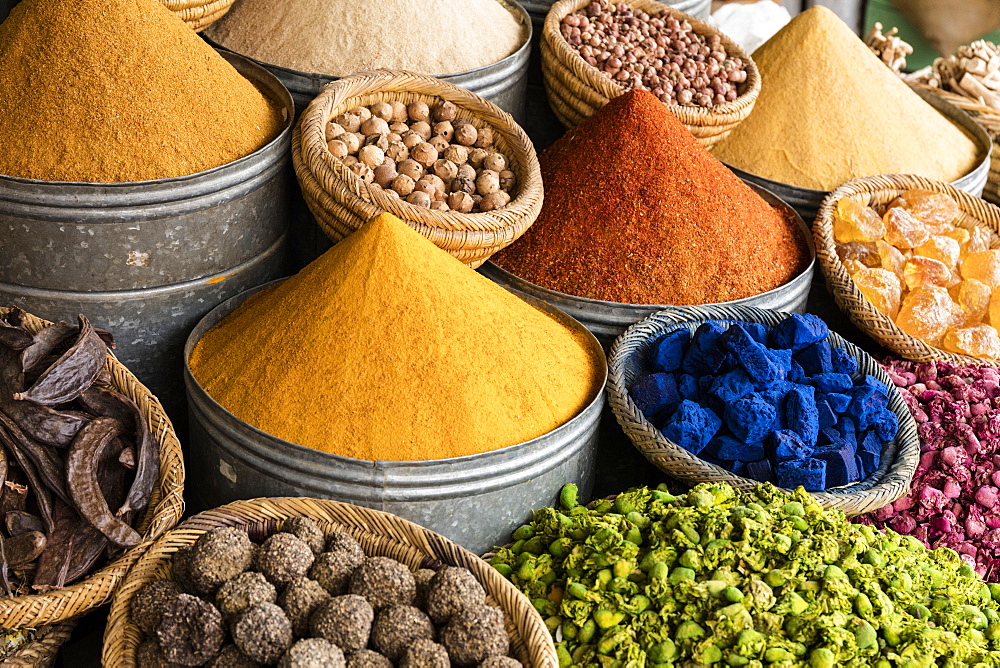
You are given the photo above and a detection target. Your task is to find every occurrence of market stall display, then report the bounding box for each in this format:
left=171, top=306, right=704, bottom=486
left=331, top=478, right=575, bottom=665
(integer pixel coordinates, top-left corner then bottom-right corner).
left=491, top=482, right=1000, bottom=666
left=183, top=213, right=605, bottom=552
left=0, top=308, right=184, bottom=629
left=815, top=173, right=1000, bottom=365
left=104, top=498, right=557, bottom=666
left=487, top=89, right=812, bottom=347
left=204, top=0, right=532, bottom=119
left=607, top=305, right=920, bottom=514
left=713, top=6, right=990, bottom=222
left=294, top=70, right=543, bottom=267
left=541, top=0, right=761, bottom=145
left=0, top=0, right=295, bottom=420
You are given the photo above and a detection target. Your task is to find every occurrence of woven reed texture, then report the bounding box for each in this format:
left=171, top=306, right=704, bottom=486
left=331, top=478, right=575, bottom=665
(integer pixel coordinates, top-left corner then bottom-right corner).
left=293, top=69, right=544, bottom=268
left=606, top=305, right=920, bottom=516
left=0, top=309, right=185, bottom=628
left=2, top=621, right=76, bottom=668
left=540, top=0, right=760, bottom=147
left=103, top=497, right=557, bottom=667
left=160, top=0, right=233, bottom=31
left=815, top=173, right=1000, bottom=365
left=912, top=83, right=1000, bottom=206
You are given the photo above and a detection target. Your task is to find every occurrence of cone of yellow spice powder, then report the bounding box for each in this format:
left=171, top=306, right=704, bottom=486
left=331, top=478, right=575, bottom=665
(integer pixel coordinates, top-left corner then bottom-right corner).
left=189, top=213, right=604, bottom=461
left=0, top=0, right=282, bottom=183
left=712, top=6, right=982, bottom=191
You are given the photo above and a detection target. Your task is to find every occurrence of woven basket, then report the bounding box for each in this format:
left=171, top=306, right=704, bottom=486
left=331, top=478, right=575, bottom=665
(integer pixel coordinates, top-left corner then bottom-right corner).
left=103, top=497, right=557, bottom=667
left=293, top=70, right=544, bottom=269
left=815, top=173, right=1000, bottom=365
left=0, top=309, right=185, bottom=628
left=540, top=0, right=761, bottom=147
left=606, top=305, right=920, bottom=516
left=912, top=83, right=1000, bottom=206
left=1, top=621, right=76, bottom=668
left=160, top=0, right=233, bottom=31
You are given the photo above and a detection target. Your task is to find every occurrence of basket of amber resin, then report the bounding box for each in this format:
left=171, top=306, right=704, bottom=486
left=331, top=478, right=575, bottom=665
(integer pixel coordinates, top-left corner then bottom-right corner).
left=815, top=173, right=1000, bottom=364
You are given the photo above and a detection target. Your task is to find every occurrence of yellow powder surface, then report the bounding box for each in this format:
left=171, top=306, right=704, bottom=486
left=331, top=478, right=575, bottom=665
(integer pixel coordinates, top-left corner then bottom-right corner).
left=0, top=0, right=282, bottom=183
left=189, top=213, right=603, bottom=461
left=712, top=6, right=982, bottom=191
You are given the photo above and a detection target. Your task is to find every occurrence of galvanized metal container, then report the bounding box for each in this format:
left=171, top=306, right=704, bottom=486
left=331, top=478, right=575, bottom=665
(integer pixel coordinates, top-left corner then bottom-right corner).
left=520, top=0, right=709, bottom=30
left=0, top=51, right=295, bottom=421
left=207, top=0, right=533, bottom=123
left=479, top=183, right=816, bottom=350
left=183, top=281, right=608, bottom=555
left=725, top=84, right=993, bottom=224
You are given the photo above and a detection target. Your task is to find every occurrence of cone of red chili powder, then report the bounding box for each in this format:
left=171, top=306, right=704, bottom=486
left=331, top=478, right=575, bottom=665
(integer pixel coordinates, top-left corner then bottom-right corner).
left=493, top=90, right=809, bottom=306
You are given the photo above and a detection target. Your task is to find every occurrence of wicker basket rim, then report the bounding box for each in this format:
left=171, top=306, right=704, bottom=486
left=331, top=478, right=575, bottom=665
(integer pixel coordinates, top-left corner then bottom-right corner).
left=0, top=308, right=185, bottom=628
left=605, top=304, right=920, bottom=515
left=814, top=172, right=1000, bottom=366
left=297, top=68, right=543, bottom=234
left=542, top=0, right=762, bottom=118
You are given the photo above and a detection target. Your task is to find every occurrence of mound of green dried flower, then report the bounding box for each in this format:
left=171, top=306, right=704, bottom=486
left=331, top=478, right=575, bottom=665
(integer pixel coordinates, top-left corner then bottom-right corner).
left=489, top=482, right=1000, bottom=667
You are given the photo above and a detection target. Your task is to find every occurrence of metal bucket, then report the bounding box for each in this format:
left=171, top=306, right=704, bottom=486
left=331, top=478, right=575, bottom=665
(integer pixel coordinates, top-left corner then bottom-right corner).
left=206, top=0, right=533, bottom=123
left=519, top=0, right=709, bottom=29
left=0, top=51, right=295, bottom=422
left=479, top=183, right=816, bottom=350
left=725, top=84, right=993, bottom=225
left=183, top=281, right=608, bottom=555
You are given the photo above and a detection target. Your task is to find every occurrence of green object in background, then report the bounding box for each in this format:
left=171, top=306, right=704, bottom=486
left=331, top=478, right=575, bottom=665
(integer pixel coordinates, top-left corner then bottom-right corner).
left=865, top=0, right=1000, bottom=71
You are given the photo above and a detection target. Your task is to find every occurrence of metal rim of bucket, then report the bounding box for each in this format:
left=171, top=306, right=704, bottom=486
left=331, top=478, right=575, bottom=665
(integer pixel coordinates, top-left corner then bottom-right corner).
left=721, top=83, right=994, bottom=218
left=0, top=50, right=295, bottom=207
left=183, top=279, right=608, bottom=486
left=203, top=0, right=533, bottom=86
left=480, top=180, right=817, bottom=317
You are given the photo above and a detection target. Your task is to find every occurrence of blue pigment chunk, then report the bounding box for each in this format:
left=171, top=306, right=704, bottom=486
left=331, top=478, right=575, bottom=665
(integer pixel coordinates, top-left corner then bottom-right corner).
left=770, top=430, right=814, bottom=462
left=746, top=459, right=775, bottom=483
left=629, top=373, right=680, bottom=419
left=715, top=435, right=765, bottom=462
left=816, top=400, right=837, bottom=430
left=784, top=384, right=819, bottom=446
left=724, top=393, right=777, bottom=444
left=872, top=408, right=899, bottom=442
left=708, top=368, right=755, bottom=404
left=824, top=392, right=852, bottom=414
left=682, top=322, right=728, bottom=375
left=721, top=325, right=783, bottom=386
left=678, top=374, right=700, bottom=402
left=662, top=400, right=721, bottom=455
left=813, top=445, right=860, bottom=487
left=830, top=347, right=858, bottom=375
left=650, top=329, right=691, bottom=373
left=794, top=340, right=833, bottom=375
left=770, top=314, right=829, bottom=351
left=777, top=458, right=828, bottom=491
left=811, top=373, right=854, bottom=393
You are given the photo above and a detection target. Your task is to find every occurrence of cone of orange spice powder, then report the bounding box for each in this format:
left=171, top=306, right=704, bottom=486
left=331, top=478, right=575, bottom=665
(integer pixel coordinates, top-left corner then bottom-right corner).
left=494, top=89, right=809, bottom=306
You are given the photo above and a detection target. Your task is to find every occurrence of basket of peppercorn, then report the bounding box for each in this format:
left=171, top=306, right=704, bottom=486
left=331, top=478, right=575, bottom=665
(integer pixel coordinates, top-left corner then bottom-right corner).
left=606, top=305, right=921, bottom=515
left=541, top=0, right=761, bottom=147
left=815, top=173, right=1000, bottom=365
left=293, top=69, right=544, bottom=268
left=102, top=497, right=557, bottom=667
left=159, top=0, right=234, bottom=31
left=0, top=307, right=185, bottom=630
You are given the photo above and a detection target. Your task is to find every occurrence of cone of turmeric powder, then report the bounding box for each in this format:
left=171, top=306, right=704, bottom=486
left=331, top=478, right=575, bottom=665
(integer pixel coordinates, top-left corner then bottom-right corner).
left=189, top=213, right=603, bottom=461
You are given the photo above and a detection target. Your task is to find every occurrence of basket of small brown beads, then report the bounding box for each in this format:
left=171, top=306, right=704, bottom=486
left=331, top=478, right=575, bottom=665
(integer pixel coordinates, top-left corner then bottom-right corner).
left=541, top=0, right=761, bottom=147
left=815, top=173, right=1000, bottom=364
left=293, top=69, right=544, bottom=268
left=159, top=0, right=234, bottom=31
left=103, top=497, right=557, bottom=667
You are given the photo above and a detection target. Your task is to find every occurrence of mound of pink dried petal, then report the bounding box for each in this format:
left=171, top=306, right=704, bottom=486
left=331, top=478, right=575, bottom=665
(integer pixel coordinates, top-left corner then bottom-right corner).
left=855, top=359, right=1000, bottom=579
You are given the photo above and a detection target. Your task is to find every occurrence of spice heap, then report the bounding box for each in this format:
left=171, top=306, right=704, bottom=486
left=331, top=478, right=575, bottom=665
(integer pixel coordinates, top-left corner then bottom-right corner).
left=561, top=0, right=747, bottom=107
left=134, top=519, right=523, bottom=666
left=835, top=189, right=1000, bottom=358
left=493, top=482, right=1000, bottom=666
left=493, top=89, right=808, bottom=305
left=0, top=0, right=281, bottom=183
left=860, top=359, right=1000, bottom=580
left=190, top=213, right=601, bottom=460
left=712, top=7, right=981, bottom=191
left=327, top=99, right=516, bottom=213
left=205, top=0, right=526, bottom=77
left=0, top=309, right=158, bottom=594
left=629, top=315, right=899, bottom=490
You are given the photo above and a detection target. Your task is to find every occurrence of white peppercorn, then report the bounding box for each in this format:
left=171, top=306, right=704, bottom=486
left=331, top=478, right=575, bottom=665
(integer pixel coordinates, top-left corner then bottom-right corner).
left=349, top=163, right=374, bottom=183
left=482, top=153, right=506, bottom=173
left=428, top=136, right=449, bottom=154
left=401, top=132, right=423, bottom=150
left=473, top=126, right=494, bottom=148
left=327, top=140, right=348, bottom=159
left=342, top=155, right=359, bottom=168
left=420, top=174, right=446, bottom=196
left=411, top=121, right=432, bottom=141
left=325, top=122, right=346, bottom=141
left=358, top=145, right=385, bottom=168
left=389, top=122, right=409, bottom=135
left=389, top=101, right=409, bottom=124
left=432, top=121, right=454, bottom=142
left=369, top=101, right=393, bottom=121
left=450, top=175, right=475, bottom=194
left=432, top=100, right=457, bottom=123
left=360, top=117, right=390, bottom=137
left=414, top=179, right=438, bottom=199
left=335, top=113, right=360, bottom=133
left=447, top=191, right=474, bottom=213
left=373, top=163, right=398, bottom=189
left=443, top=145, right=468, bottom=165
left=386, top=142, right=409, bottom=162
left=364, top=134, right=389, bottom=151
left=407, top=101, right=430, bottom=123
left=454, top=123, right=478, bottom=147
left=468, top=148, right=489, bottom=169
left=397, top=159, right=423, bottom=181
left=411, top=143, right=438, bottom=168
left=406, top=191, right=432, bottom=208
left=386, top=132, right=402, bottom=145
left=351, top=106, right=372, bottom=122
left=432, top=159, right=458, bottom=182
left=476, top=170, right=500, bottom=196
left=391, top=173, right=415, bottom=196
left=498, top=170, right=516, bottom=192
left=457, top=163, right=476, bottom=181
left=342, top=132, right=361, bottom=154
left=479, top=191, right=507, bottom=211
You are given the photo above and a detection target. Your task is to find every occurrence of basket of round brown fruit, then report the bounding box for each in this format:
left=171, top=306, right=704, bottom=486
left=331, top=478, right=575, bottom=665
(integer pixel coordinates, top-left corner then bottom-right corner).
left=102, top=497, right=557, bottom=666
